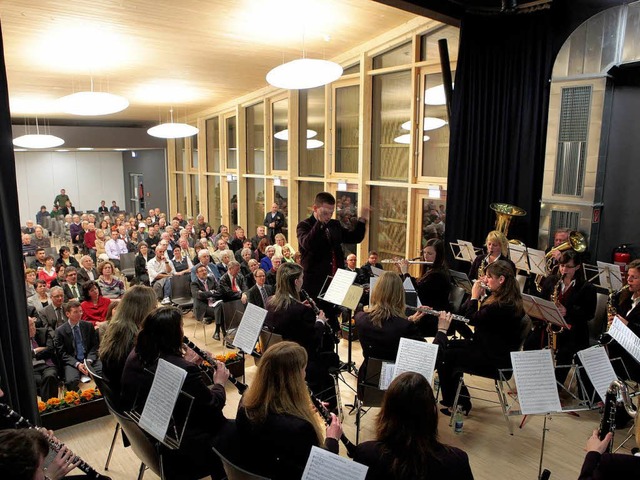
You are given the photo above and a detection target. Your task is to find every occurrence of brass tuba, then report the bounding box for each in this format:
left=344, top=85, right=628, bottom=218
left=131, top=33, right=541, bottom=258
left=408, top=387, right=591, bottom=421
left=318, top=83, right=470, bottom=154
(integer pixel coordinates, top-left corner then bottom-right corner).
left=490, top=203, right=527, bottom=239
left=545, top=230, right=587, bottom=263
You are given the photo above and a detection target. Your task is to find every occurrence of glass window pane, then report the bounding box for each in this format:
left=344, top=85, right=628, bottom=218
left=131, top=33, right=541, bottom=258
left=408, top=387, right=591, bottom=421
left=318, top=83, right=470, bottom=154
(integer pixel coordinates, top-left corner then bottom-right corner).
left=207, top=176, right=222, bottom=227
left=226, top=116, right=237, bottom=170
left=229, top=179, right=238, bottom=228
left=190, top=175, right=200, bottom=215
left=274, top=185, right=289, bottom=241
left=206, top=117, right=220, bottom=173
left=369, top=186, right=407, bottom=264
left=298, top=181, right=324, bottom=224
left=421, top=193, right=447, bottom=247
left=372, top=41, right=412, bottom=69
left=191, top=135, right=198, bottom=170
left=246, top=103, right=265, bottom=174
left=272, top=98, right=288, bottom=171
left=175, top=174, right=187, bottom=216
left=299, top=88, right=324, bottom=177
left=343, top=63, right=360, bottom=75
left=372, top=71, right=411, bottom=181
left=421, top=72, right=450, bottom=178
left=335, top=85, right=359, bottom=174
left=420, top=26, right=459, bottom=63
left=175, top=138, right=187, bottom=171
left=246, top=178, right=266, bottom=237
left=336, top=190, right=358, bottom=256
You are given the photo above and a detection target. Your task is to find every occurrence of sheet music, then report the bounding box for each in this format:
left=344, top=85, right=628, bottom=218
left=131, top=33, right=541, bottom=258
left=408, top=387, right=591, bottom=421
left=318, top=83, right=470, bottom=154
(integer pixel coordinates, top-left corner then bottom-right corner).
left=608, top=317, right=640, bottom=364
left=450, top=269, right=473, bottom=294
left=342, top=285, right=364, bottom=311
left=527, top=248, right=547, bottom=276
left=577, top=346, right=618, bottom=402
left=392, top=338, right=438, bottom=384
left=521, top=294, right=542, bottom=319
left=402, top=276, right=421, bottom=307
left=597, top=261, right=623, bottom=291
left=509, top=244, right=529, bottom=272
left=369, top=276, right=378, bottom=295
left=457, top=239, right=476, bottom=262
left=322, top=269, right=357, bottom=306
left=302, top=446, right=368, bottom=480
left=379, top=362, right=395, bottom=390
left=232, top=303, right=268, bottom=354
left=370, top=266, right=385, bottom=277
left=511, top=350, right=562, bottom=415
left=139, top=359, right=187, bottom=442
left=520, top=294, right=567, bottom=328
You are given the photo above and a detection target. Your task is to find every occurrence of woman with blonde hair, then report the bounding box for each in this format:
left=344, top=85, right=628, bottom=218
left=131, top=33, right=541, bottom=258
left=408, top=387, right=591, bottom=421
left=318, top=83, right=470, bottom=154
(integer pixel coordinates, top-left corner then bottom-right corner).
left=273, top=232, right=295, bottom=258
left=233, top=341, right=341, bottom=479
left=468, top=229, right=516, bottom=280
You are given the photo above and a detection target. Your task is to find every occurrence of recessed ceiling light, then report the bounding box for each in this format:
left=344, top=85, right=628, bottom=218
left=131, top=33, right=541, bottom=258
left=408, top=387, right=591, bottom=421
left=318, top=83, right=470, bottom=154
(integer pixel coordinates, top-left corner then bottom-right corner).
left=274, top=129, right=317, bottom=141
left=401, top=117, right=447, bottom=131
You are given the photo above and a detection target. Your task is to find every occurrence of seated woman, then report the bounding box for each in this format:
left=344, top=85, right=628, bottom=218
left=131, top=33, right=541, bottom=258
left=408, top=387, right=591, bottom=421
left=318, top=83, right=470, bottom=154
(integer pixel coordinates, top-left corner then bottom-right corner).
left=99, top=285, right=157, bottom=404
left=27, top=279, right=50, bottom=315
left=231, top=341, right=342, bottom=480
left=398, top=238, right=452, bottom=336
left=354, top=372, right=474, bottom=480
left=24, top=267, right=37, bottom=298
left=260, top=245, right=276, bottom=272
left=134, top=242, right=152, bottom=286
left=97, top=260, right=125, bottom=299
left=80, top=281, right=111, bottom=329
left=578, top=421, right=640, bottom=479
left=37, top=255, right=57, bottom=288
left=436, top=260, right=524, bottom=416
left=282, top=245, right=295, bottom=263
left=127, top=229, right=140, bottom=253
left=55, top=245, right=80, bottom=268
left=49, top=264, right=66, bottom=289
left=355, top=272, right=425, bottom=390
left=468, top=230, right=516, bottom=281
left=120, top=307, right=229, bottom=480
left=265, top=262, right=336, bottom=406
left=94, top=228, right=108, bottom=262
left=253, top=237, right=269, bottom=262
left=199, top=228, right=215, bottom=248
left=171, top=245, right=193, bottom=275
left=273, top=233, right=295, bottom=258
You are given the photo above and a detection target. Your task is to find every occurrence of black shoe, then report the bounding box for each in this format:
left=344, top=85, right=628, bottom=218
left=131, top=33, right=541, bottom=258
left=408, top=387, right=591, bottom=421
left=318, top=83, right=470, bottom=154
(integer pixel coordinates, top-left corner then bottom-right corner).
left=213, top=332, right=220, bottom=340
left=440, top=403, right=472, bottom=417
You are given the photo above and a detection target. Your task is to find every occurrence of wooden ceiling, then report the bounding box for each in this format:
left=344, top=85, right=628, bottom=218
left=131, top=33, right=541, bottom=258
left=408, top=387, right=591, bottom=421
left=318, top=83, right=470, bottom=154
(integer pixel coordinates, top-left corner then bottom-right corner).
left=0, top=0, right=419, bottom=125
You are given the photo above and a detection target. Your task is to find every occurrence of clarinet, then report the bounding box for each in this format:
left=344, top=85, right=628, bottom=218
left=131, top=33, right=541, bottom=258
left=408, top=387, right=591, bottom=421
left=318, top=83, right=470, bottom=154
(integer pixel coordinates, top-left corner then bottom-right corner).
left=183, top=336, right=248, bottom=394
left=598, top=379, right=637, bottom=452
left=300, top=289, right=337, bottom=343
left=308, top=390, right=356, bottom=458
left=0, top=403, right=111, bottom=480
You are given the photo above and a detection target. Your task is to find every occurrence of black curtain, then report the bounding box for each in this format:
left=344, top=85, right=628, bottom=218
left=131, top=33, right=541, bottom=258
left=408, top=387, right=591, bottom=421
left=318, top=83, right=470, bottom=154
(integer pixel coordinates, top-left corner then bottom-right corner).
left=444, top=10, right=555, bottom=252
left=0, top=21, right=39, bottom=422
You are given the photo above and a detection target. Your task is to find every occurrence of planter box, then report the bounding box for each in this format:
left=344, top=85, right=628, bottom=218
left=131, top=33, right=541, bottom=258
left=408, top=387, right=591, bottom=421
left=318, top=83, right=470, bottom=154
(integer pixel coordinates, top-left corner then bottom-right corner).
left=40, top=398, right=109, bottom=430
left=227, top=357, right=245, bottom=379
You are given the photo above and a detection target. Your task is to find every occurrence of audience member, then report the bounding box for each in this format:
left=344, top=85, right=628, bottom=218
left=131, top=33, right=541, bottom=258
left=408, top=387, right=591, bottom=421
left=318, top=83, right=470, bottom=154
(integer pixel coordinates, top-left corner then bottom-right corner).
left=229, top=226, right=248, bottom=252
left=30, top=247, right=47, bottom=270
left=38, top=286, right=66, bottom=330
left=22, top=233, right=37, bottom=258
left=27, top=279, right=50, bottom=314
left=28, top=317, right=59, bottom=401
left=32, top=226, right=51, bottom=249
left=246, top=268, right=273, bottom=309
left=219, top=260, right=248, bottom=303
left=171, top=245, right=193, bottom=275
left=62, top=267, right=82, bottom=302
left=24, top=268, right=37, bottom=298
left=360, top=251, right=383, bottom=279
left=56, top=245, right=80, bottom=268
left=191, top=263, right=224, bottom=337
left=251, top=225, right=267, bottom=250
left=35, top=205, right=50, bottom=225
left=265, top=256, right=282, bottom=286
left=37, top=256, right=57, bottom=288
left=260, top=245, right=276, bottom=272
left=49, top=264, right=66, bottom=289
left=264, top=202, right=285, bottom=244
left=191, top=249, right=222, bottom=282
left=104, top=229, right=128, bottom=269
left=22, top=219, right=36, bottom=235
left=147, top=245, right=175, bottom=305
left=53, top=188, right=69, bottom=208
left=77, top=255, right=98, bottom=285
left=97, top=261, right=125, bottom=299
left=80, top=281, right=111, bottom=328
left=109, top=200, right=120, bottom=213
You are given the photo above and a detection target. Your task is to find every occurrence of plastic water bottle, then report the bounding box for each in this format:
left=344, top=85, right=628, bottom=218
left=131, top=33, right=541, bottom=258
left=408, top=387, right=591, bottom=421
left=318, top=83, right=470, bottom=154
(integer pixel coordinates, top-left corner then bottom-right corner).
left=453, top=406, right=464, bottom=434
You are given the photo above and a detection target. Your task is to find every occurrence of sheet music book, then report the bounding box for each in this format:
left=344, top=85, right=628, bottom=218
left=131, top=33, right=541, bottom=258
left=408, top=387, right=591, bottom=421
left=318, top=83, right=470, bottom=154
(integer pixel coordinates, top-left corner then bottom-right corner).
left=321, top=269, right=357, bottom=306
left=511, top=350, right=562, bottom=415
left=521, top=294, right=568, bottom=328
left=577, top=346, right=618, bottom=402
left=379, top=362, right=395, bottom=390
left=370, top=266, right=385, bottom=277
left=392, top=338, right=438, bottom=385
left=232, top=303, right=268, bottom=354
left=302, top=446, right=368, bottom=480
left=139, top=359, right=187, bottom=442
left=508, top=244, right=529, bottom=272
left=608, top=317, right=640, bottom=364
left=597, top=261, right=623, bottom=292
left=457, top=239, right=477, bottom=262
left=527, top=248, right=548, bottom=276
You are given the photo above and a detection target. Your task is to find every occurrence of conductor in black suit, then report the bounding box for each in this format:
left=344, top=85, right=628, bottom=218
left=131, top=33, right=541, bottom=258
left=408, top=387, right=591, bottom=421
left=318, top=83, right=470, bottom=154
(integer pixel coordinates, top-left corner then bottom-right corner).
left=191, top=264, right=224, bottom=339
left=246, top=269, right=274, bottom=309
left=263, top=202, right=286, bottom=244
left=54, top=300, right=102, bottom=391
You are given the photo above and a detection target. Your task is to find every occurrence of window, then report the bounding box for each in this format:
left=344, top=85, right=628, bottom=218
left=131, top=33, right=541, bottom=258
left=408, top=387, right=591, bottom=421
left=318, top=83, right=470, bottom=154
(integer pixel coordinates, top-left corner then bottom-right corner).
left=299, top=88, right=325, bottom=177
left=246, top=103, right=265, bottom=174
left=206, top=117, right=220, bottom=173
left=226, top=116, right=237, bottom=170
left=335, top=84, right=359, bottom=174
left=272, top=98, right=288, bottom=171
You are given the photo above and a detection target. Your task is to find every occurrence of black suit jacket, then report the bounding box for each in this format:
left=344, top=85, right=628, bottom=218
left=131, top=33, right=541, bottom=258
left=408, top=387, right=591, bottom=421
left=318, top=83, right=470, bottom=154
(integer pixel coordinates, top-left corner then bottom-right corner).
left=191, top=277, right=222, bottom=320
left=355, top=312, right=424, bottom=363
left=32, top=327, right=57, bottom=366
left=265, top=301, right=324, bottom=361
left=38, top=304, right=67, bottom=330
left=246, top=284, right=274, bottom=309
left=263, top=211, right=286, bottom=242
left=297, top=214, right=366, bottom=298
left=360, top=262, right=383, bottom=279
left=77, top=267, right=98, bottom=286
left=219, top=272, right=248, bottom=301
left=608, top=294, right=640, bottom=381
left=63, top=283, right=82, bottom=302
left=578, top=451, right=640, bottom=479
left=54, top=320, right=99, bottom=368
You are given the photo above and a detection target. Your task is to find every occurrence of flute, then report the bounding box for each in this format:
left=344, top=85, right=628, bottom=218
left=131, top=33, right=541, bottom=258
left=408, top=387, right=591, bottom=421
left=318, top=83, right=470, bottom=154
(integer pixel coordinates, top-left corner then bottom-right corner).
left=308, top=390, right=356, bottom=458
left=405, top=305, right=470, bottom=323
left=0, top=403, right=111, bottom=480
left=380, top=259, right=433, bottom=265
left=183, top=336, right=248, bottom=395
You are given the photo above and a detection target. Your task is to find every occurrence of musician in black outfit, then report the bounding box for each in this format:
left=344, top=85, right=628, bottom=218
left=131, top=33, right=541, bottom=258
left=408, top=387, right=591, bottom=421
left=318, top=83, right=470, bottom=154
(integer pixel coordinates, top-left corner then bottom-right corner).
left=353, top=372, right=474, bottom=480
left=435, top=260, right=524, bottom=415
left=120, top=307, right=230, bottom=479
left=224, top=341, right=342, bottom=480
left=578, top=423, right=640, bottom=479
left=468, top=230, right=516, bottom=280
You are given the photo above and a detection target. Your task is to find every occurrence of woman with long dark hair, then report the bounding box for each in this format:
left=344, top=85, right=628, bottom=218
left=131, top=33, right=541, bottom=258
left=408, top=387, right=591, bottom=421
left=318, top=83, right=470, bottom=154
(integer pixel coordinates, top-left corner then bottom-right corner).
left=436, top=260, right=524, bottom=416
left=354, top=372, right=473, bottom=480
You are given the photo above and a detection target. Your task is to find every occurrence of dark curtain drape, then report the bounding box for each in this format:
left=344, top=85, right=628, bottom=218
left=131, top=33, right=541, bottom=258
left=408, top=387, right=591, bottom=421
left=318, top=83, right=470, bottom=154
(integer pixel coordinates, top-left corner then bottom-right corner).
left=444, top=10, right=555, bottom=252
left=0, top=21, right=39, bottom=422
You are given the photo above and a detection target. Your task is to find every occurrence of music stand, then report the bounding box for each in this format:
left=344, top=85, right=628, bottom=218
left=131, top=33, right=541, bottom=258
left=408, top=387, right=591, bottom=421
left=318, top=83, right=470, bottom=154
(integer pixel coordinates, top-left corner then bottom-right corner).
left=584, top=262, right=623, bottom=292
left=508, top=243, right=530, bottom=274
left=449, top=239, right=479, bottom=263
left=450, top=269, right=473, bottom=294
left=522, top=294, right=568, bottom=355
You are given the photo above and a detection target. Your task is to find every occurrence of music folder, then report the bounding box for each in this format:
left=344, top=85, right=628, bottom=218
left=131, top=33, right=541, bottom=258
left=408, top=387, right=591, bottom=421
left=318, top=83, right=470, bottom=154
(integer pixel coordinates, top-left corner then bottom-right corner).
left=527, top=247, right=547, bottom=276
left=450, top=239, right=477, bottom=263
left=521, top=294, right=568, bottom=329
left=318, top=269, right=364, bottom=311
left=596, top=261, right=624, bottom=292
left=508, top=243, right=530, bottom=273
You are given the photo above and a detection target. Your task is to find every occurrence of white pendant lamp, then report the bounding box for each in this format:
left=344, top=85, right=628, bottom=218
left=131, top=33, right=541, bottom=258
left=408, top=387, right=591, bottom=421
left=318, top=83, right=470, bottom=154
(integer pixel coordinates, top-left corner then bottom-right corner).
left=274, top=129, right=317, bottom=141
left=147, top=109, right=199, bottom=139
left=401, top=117, right=447, bottom=132
left=267, top=58, right=343, bottom=90
left=394, top=134, right=430, bottom=145
left=13, top=118, right=64, bottom=149
left=59, top=91, right=129, bottom=116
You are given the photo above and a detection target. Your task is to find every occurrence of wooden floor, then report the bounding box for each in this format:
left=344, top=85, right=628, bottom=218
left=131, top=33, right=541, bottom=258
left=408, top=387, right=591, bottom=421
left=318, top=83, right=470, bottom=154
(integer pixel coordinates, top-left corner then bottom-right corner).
left=54, top=312, right=637, bottom=480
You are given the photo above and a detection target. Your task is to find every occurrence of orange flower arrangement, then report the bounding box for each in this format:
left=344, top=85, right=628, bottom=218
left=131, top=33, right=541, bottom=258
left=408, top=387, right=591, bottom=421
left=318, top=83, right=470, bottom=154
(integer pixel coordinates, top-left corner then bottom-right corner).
left=38, top=400, right=46, bottom=412
left=214, top=352, right=239, bottom=365
left=39, top=388, right=103, bottom=414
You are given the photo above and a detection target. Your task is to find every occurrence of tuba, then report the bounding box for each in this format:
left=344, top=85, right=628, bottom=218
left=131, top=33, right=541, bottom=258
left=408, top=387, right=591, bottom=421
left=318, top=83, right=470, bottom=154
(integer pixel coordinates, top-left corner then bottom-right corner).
left=598, top=379, right=637, bottom=452
left=490, top=203, right=526, bottom=239
left=535, top=230, right=587, bottom=292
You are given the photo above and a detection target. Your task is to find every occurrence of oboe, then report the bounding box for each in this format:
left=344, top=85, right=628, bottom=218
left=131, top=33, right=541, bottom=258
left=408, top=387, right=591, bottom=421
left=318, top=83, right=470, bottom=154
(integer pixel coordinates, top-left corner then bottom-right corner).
left=183, top=336, right=248, bottom=394
left=0, top=403, right=111, bottom=480
left=405, top=305, right=470, bottom=323
left=308, top=390, right=356, bottom=458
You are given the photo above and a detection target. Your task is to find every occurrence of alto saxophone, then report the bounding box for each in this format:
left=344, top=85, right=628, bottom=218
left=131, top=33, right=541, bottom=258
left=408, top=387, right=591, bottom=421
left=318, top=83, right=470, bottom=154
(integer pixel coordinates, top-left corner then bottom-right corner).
left=598, top=379, right=637, bottom=453
left=600, top=285, right=631, bottom=345
left=548, top=277, right=564, bottom=351
left=477, top=256, right=488, bottom=279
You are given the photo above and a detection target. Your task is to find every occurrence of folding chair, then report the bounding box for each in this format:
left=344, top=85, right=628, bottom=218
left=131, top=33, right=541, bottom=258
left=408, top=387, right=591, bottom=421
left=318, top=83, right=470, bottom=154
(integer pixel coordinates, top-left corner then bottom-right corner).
left=353, top=357, right=386, bottom=444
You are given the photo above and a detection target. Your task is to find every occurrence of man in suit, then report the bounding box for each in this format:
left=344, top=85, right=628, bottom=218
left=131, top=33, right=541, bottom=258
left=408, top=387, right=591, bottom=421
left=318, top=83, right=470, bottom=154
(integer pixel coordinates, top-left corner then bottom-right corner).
left=360, top=251, right=383, bottom=280
left=265, top=256, right=282, bottom=287
left=97, top=200, right=109, bottom=214
left=251, top=226, right=267, bottom=251
left=191, top=250, right=221, bottom=283
left=219, top=261, right=248, bottom=303
left=246, top=269, right=274, bottom=309
left=229, top=227, right=248, bottom=253
left=263, top=203, right=285, bottom=244
left=29, top=317, right=59, bottom=401
left=62, top=267, right=82, bottom=302
left=345, top=253, right=369, bottom=286
left=191, top=264, right=224, bottom=340
left=38, top=286, right=66, bottom=330
left=54, top=301, right=101, bottom=391
left=29, top=248, right=47, bottom=270
left=77, top=255, right=98, bottom=286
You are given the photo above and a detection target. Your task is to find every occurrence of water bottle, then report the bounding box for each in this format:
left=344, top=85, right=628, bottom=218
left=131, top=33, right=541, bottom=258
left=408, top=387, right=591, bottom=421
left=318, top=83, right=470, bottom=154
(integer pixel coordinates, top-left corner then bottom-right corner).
left=453, top=406, right=464, bottom=434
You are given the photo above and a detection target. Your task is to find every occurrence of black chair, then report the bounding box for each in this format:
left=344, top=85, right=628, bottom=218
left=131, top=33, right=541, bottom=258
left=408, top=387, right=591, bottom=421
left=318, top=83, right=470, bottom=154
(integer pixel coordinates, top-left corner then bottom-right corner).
left=119, top=252, right=137, bottom=282
left=211, top=445, right=271, bottom=480
left=588, top=292, right=608, bottom=346
left=448, top=285, right=467, bottom=314
left=170, top=274, right=193, bottom=312
left=354, top=357, right=386, bottom=444
left=254, top=329, right=284, bottom=366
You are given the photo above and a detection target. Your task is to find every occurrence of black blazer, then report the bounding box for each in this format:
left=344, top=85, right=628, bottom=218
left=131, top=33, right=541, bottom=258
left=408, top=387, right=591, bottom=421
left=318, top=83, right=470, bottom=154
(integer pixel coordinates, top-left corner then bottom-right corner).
left=297, top=214, right=366, bottom=298
left=263, top=211, right=286, bottom=242
left=32, top=327, right=58, bottom=366
left=265, top=301, right=324, bottom=360
left=578, top=451, right=640, bottom=479
left=360, top=262, right=383, bottom=279
left=355, top=312, right=423, bottom=363
left=191, top=277, right=222, bottom=321
left=63, top=283, right=83, bottom=302
left=77, top=267, right=98, bottom=286
left=218, top=272, right=248, bottom=301
left=608, top=294, right=640, bottom=381
left=54, top=320, right=99, bottom=368
left=353, top=441, right=474, bottom=480
left=246, top=284, right=274, bottom=309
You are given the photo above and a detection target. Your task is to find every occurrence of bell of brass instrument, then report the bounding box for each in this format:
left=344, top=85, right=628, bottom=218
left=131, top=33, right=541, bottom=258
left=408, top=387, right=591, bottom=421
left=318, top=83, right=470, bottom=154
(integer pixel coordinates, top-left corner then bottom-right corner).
left=490, top=203, right=526, bottom=238
left=535, top=230, right=587, bottom=292
left=598, top=379, right=637, bottom=452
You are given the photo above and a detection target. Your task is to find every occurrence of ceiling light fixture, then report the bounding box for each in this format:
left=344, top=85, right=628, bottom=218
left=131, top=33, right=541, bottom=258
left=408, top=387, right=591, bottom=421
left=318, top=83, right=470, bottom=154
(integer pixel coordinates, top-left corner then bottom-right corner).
left=147, top=108, right=199, bottom=139
left=59, top=90, right=129, bottom=116
left=424, top=84, right=454, bottom=106
left=401, top=117, right=447, bottom=132
left=306, top=139, right=324, bottom=149
left=267, top=58, right=343, bottom=90
left=13, top=118, right=64, bottom=149
left=393, top=134, right=430, bottom=145
left=274, top=129, right=317, bottom=141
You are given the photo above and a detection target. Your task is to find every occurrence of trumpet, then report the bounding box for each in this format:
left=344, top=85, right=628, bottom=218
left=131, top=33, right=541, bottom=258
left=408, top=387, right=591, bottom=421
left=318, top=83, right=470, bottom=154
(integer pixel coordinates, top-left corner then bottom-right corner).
left=405, top=305, right=470, bottom=323
left=381, top=258, right=433, bottom=265
left=183, top=336, right=248, bottom=394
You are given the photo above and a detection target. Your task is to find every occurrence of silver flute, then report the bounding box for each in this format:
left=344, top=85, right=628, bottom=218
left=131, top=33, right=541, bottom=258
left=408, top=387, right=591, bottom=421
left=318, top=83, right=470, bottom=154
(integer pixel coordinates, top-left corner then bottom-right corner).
left=405, top=305, right=470, bottom=323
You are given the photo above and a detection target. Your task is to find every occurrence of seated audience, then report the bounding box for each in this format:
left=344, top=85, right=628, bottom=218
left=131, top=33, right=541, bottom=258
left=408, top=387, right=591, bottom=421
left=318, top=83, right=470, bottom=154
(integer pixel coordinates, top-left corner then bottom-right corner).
left=30, top=248, right=47, bottom=271
left=22, top=233, right=37, bottom=258
left=37, top=286, right=66, bottom=330
left=62, top=267, right=82, bottom=302
left=80, top=281, right=111, bottom=329
left=134, top=242, right=153, bottom=286
left=97, top=261, right=125, bottom=299
left=94, top=228, right=108, bottom=262
left=77, top=255, right=98, bottom=285
left=24, top=268, right=37, bottom=298
left=35, top=205, right=50, bottom=225
left=190, top=249, right=222, bottom=282
left=360, top=251, right=383, bottom=279
left=282, top=245, right=295, bottom=263
left=28, top=317, right=59, bottom=401
left=191, top=263, right=224, bottom=338
left=219, top=260, right=248, bottom=303
left=265, top=256, right=282, bottom=286
left=104, top=229, right=128, bottom=269
left=27, top=279, right=50, bottom=315
left=147, top=245, right=176, bottom=305
left=49, top=264, right=66, bottom=289
left=22, top=219, right=36, bottom=235
left=246, top=268, right=274, bottom=309
left=171, top=245, right=193, bottom=275
left=32, top=226, right=51, bottom=249
left=273, top=233, right=295, bottom=258
left=260, top=245, right=276, bottom=272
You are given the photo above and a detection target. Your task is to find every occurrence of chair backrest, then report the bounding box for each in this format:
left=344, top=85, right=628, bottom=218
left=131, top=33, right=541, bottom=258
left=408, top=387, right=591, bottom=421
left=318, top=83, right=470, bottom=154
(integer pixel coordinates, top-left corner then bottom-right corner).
left=44, top=247, right=58, bottom=257
left=171, top=273, right=192, bottom=299
left=588, top=292, right=608, bottom=345
left=119, top=252, right=136, bottom=270
left=359, top=357, right=386, bottom=408
left=84, top=360, right=118, bottom=408
left=212, top=445, right=271, bottom=480
left=517, top=314, right=533, bottom=349
left=448, top=285, right=467, bottom=314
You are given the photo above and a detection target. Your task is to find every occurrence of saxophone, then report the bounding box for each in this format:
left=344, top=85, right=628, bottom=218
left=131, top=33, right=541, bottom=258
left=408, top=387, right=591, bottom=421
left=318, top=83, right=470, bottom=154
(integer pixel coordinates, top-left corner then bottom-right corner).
left=548, top=277, right=564, bottom=351
left=598, top=379, right=637, bottom=453
left=600, top=284, right=631, bottom=345
left=477, top=256, right=488, bottom=279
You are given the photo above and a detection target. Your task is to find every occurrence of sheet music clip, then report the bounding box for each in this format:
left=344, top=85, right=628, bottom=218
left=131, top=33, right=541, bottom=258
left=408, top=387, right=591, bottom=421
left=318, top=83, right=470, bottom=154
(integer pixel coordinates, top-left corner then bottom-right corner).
left=450, top=269, right=473, bottom=294
left=449, top=239, right=479, bottom=263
